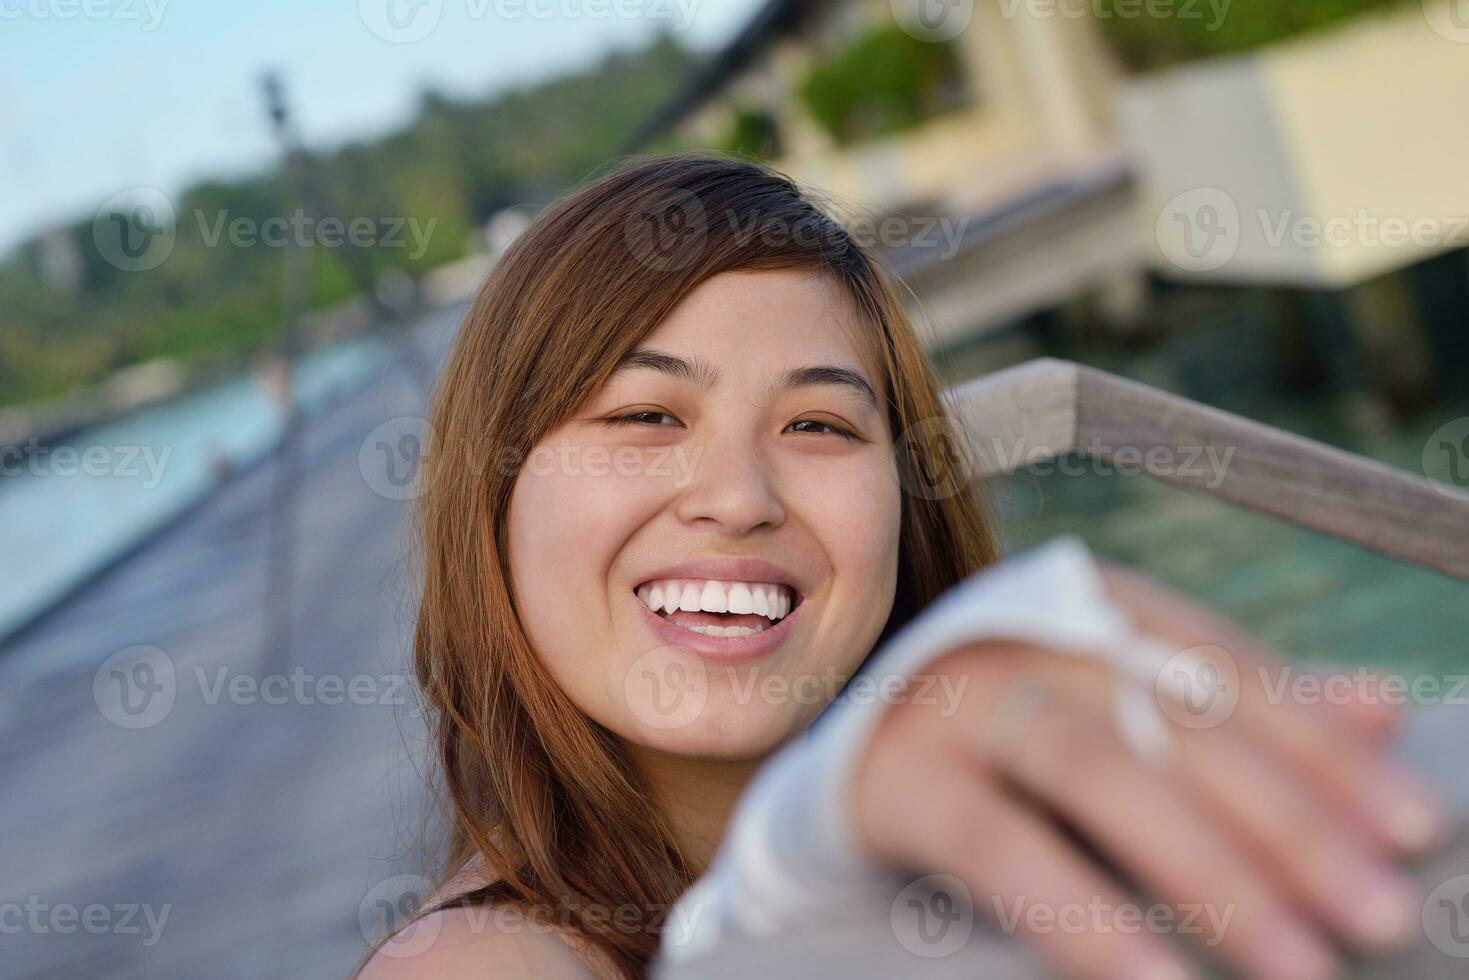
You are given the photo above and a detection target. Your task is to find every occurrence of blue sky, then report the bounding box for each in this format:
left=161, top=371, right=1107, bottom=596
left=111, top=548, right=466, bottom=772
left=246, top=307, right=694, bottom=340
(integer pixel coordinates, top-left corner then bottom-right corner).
left=1, top=0, right=765, bottom=252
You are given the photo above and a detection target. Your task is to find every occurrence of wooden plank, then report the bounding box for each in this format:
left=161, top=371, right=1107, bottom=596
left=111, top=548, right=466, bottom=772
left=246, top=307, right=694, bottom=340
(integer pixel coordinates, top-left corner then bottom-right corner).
left=947, top=359, right=1469, bottom=580
left=1074, top=366, right=1469, bottom=579
left=944, top=358, right=1079, bottom=476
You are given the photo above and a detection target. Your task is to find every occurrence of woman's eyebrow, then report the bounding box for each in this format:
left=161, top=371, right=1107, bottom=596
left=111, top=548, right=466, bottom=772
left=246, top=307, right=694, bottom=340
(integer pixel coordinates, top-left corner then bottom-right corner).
left=613, top=348, right=719, bottom=389
left=612, top=347, right=878, bottom=411
left=766, top=365, right=879, bottom=412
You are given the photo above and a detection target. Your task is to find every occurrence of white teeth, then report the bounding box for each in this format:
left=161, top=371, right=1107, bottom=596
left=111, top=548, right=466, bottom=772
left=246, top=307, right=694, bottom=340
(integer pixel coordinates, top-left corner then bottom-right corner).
left=635, top=578, right=798, bottom=622
left=700, top=580, right=728, bottom=613
left=679, top=582, right=701, bottom=612
left=727, top=583, right=753, bottom=614
left=685, top=623, right=765, bottom=637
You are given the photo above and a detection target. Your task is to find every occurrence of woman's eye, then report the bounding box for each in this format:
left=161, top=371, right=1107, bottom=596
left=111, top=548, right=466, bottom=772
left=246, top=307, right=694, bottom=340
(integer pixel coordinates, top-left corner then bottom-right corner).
left=605, top=410, right=680, bottom=428
left=604, top=412, right=861, bottom=441
left=786, top=418, right=862, bottom=442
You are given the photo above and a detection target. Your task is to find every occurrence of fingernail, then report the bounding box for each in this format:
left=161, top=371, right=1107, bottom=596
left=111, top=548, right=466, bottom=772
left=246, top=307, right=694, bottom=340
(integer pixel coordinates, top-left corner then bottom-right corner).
left=1121, top=951, right=1195, bottom=980
left=1344, top=867, right=1422, bottom=949
left=1258, top=921, right=1338, bottom=980
left=1375, top=778, right=1447, bottom=853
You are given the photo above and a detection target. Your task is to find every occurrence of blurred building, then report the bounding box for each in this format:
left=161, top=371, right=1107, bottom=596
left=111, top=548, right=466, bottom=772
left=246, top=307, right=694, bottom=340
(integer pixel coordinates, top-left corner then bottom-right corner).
left=632, top=0, right=1143, bottom=349
left=634, top=0, right=1469, bottom=408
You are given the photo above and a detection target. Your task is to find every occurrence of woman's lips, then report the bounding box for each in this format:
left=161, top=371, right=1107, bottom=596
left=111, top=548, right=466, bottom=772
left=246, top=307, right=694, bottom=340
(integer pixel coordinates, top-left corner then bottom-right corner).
left=633, top=592, right=800, bottom=663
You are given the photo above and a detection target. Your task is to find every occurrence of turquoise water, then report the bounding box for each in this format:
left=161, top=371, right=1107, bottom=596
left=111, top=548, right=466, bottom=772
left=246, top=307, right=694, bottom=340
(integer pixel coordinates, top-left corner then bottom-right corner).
left=941, top=296, right=1469, bottom=673
left=0, top=336, right=391, bottom=640
left=988, top=464, right=1466, bottom=674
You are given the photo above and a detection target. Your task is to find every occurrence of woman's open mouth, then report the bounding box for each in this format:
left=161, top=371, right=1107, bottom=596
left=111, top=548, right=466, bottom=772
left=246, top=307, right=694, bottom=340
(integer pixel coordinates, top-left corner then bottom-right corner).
left=632, top=578, right=804, bottom=660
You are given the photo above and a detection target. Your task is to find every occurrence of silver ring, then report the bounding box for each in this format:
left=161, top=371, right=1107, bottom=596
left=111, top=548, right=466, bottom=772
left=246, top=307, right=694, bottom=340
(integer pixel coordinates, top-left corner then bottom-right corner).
left=1112, top=679, right=1175, bottom=768
left=985, top=676, right=1052, bottom=762
left=1108, top=637, right=1178, bottom=768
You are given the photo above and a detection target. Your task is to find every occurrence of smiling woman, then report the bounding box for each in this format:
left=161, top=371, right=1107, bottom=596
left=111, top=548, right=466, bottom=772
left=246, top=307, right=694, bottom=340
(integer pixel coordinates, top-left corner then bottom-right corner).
left=355, top=153, right=996, bottom=978
left=356, top=154, right=1445, bottom=980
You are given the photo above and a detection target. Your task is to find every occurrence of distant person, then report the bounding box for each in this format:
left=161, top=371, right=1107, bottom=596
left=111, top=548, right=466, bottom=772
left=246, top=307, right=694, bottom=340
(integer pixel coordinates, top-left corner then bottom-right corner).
left=356, top=154, right=1444, bottom=980
left=251, top=352, right=293, bottom=413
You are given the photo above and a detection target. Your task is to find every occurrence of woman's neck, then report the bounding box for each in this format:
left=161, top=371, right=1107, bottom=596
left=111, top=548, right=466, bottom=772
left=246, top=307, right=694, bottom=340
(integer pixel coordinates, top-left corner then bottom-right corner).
left=626, top=747, right=767, bottom=871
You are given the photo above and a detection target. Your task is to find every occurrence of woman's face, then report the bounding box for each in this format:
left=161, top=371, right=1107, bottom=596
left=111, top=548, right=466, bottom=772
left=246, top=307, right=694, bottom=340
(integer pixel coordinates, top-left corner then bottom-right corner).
left=506, top=269, right=903, bottom=760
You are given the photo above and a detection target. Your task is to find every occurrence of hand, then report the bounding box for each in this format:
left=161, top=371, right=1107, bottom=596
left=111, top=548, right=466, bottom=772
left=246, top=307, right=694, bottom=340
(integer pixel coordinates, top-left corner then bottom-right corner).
left=852, top=564, right=1447, bottom=980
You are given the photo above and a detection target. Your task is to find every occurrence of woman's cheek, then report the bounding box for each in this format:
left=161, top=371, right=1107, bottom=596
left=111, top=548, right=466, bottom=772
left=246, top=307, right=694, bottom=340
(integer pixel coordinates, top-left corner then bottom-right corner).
left=787, top=452, right=902, bottom=664
left=794, top=450, right=901, bottom=567
left=507, top=438, right=675, bottom=656
left=522, top=437, right=675, bottom=527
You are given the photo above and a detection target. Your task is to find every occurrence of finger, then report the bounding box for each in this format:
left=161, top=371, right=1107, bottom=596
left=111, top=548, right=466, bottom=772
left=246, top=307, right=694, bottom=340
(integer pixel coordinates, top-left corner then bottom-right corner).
left=988, top=648, right=1423, bottom=954
left=1167, top=636, right=1444, bottom=857
left=1292, top=663, right=1400, bottom=743
left=968, top=684, right=1339, bottom=980
left=885, top=748, right=1197, bottom=980
left=1171, top=720, right=1423, bottom=953
left=1100, top=566, right=1446, bottom=854
left=1108, top=570, right=1393, bottom=741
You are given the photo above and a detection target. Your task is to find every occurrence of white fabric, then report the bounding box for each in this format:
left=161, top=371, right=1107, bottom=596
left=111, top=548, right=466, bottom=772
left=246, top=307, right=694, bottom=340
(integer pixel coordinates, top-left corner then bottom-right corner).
left=657, top=535, right=1168, bottom=964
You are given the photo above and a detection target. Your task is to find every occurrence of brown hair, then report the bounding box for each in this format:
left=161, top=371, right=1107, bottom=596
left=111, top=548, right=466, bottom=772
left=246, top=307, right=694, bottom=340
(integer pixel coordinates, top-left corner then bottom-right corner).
left=368, top=153, right=996, bottom=977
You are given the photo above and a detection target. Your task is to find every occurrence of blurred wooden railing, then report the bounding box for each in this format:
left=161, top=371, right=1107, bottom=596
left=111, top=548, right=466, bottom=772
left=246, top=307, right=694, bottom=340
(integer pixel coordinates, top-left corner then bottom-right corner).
left=947, top=359, right=1469, bottom=580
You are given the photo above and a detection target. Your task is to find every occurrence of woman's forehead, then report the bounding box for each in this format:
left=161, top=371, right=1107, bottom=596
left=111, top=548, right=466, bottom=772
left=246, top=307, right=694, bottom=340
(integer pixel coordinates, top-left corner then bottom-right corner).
left=638, top=269, right=887, bottom=393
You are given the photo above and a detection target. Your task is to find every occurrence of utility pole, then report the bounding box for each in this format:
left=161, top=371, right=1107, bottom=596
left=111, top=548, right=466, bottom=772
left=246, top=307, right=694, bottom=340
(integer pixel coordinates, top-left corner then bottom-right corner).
left=262, top=77, right=434, bottom=397
left=259, top=71, right=309, bottom=671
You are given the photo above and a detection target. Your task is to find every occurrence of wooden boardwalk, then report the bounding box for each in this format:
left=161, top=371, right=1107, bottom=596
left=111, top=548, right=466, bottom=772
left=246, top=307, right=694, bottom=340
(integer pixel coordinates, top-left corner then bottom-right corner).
left=0, top=311, right=460, bottom=979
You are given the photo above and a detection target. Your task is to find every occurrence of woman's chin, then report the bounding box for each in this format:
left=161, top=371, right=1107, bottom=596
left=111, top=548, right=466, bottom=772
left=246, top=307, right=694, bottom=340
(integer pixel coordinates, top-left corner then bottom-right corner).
left=617, top=699, right=819, bottom=763
left=600, top=636, right=834, bottom=761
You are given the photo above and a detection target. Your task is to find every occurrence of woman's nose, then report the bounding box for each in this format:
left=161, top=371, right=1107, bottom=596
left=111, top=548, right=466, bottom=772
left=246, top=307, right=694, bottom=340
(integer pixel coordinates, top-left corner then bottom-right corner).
left=672, top=433, right=786, bottom=536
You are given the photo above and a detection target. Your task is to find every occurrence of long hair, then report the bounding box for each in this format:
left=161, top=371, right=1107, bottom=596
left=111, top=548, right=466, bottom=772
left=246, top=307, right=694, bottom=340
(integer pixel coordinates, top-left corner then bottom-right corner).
left=369, top=153, right=997, bottom=977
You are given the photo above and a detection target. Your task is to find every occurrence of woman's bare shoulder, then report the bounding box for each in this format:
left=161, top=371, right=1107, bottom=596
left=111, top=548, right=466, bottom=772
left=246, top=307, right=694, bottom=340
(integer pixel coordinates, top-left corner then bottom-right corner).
left=357, top=858, right=616, bottom=980
left=357, top=903, right=597, bottom=979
